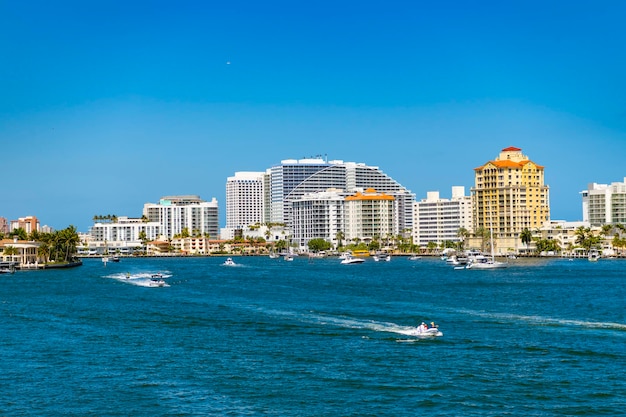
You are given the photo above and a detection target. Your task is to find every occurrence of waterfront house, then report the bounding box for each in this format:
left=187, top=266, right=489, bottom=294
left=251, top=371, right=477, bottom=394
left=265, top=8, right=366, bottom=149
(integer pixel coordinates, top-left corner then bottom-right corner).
left=0, top=238, right=42, bottom=267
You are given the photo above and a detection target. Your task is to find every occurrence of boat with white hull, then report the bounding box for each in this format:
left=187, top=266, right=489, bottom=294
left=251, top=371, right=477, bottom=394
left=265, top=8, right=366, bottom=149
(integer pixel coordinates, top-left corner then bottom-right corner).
left=466, top=227, right=508, bottom=269
left=405, top=322, right=443, bottom=337
left=340, top=256, right=365, bottom=265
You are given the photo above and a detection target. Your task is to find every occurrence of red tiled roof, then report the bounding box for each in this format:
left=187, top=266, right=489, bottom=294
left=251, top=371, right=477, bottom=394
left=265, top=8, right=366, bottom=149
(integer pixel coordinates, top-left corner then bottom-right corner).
left=502, top=146, right=522, bottom=151
left=475, top=159, right=544, bottom=171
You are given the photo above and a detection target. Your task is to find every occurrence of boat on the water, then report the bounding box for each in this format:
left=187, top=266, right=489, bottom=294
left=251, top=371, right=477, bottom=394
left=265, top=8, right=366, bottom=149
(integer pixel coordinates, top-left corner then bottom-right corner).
left=465, top=227, right=508, bottom=269
left=148, top=278, right=166, bottom=287
left=588, top=249, right=600, bottom=262
left=0, top=261, right=16, bottom=274
left=340, top=255, right=365, bottom=265
left=373, top=253, right=391, bottom=262
left=406, top=322, right=443, bottom=337
left=466, top=254, right=508, bottom=269
left=223, top=257, right=236, bottom=266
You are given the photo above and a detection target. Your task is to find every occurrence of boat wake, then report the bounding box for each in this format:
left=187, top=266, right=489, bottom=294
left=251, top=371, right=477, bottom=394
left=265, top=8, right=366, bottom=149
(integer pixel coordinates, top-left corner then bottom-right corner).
left=253, top=307, right=442, bottom=339
left=455, top=308, right=626, bottom=333
left=104, top=272, right=172, bottom=287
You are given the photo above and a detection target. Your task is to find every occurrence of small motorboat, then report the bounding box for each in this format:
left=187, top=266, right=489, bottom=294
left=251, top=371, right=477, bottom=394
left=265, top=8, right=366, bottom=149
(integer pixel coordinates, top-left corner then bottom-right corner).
left=406, top=322, right=443, bottom=337
left=223, top=257, right=236, bottom=266
left=148, top=278, right=166, bottom=287
left=340, top=256, right=365, bottom=265
left=373, top=254, right=391, bottom=262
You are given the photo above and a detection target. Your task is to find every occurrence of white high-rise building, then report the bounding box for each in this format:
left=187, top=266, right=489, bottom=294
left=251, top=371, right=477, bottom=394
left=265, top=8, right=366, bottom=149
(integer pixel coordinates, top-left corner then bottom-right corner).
left=413, top=186, right=473, bottom=246
left=581, top=178, right=626, bottom=226
left=291, top=189, right=347, bottom=249
left=226, top=171, right=267, bottom=229
left=143, top=195, right=219, bottom=239
left=269, top=158, right=335, bottom=225
left=267, top=158, right=414, bottom=235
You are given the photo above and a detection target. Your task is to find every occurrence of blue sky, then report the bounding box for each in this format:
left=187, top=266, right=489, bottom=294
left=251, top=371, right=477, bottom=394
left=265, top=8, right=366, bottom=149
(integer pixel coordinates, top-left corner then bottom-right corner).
left=1, top=1, right=625, bottom=232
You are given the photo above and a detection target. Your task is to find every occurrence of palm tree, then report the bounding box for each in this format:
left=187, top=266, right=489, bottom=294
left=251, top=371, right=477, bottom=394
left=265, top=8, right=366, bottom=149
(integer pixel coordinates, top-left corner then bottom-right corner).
left=457, top=227, right=470, bottom=251
left=9, top=228, right=28, bottom=241
left=58, top=226, right=80, bottom=262
left=3, top=245, right=19, bottom=261
left=38, top=242, right=50, bottom=263
left=335, top=230, right=345, bottom=250
left=520, top=228, right=533, bottom=253
left=474, top=227, right=490, bottom=253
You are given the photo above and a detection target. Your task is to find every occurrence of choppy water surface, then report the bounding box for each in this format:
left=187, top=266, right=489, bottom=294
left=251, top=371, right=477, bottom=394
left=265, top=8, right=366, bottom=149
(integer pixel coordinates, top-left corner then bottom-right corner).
left=1, top=256, right=624, bottom=416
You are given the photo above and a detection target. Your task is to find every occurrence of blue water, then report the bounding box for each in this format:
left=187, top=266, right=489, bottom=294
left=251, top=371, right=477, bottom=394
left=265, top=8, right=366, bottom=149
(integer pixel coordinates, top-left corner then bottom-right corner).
left=1, top=256, right=624, bottom=416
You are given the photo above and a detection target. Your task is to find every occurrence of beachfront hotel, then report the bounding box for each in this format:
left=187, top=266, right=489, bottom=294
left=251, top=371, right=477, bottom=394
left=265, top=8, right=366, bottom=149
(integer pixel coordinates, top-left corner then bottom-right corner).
left=471, top=146, right=550, bottom=253
left=581, top=178, right=626, bottom=226
left=412, top=186, right=473, bottom=246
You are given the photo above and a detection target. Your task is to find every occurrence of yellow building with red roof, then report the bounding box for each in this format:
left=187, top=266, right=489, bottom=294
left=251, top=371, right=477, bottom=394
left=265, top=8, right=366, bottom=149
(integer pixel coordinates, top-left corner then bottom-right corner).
left=471, top=147, right=550, bottom=254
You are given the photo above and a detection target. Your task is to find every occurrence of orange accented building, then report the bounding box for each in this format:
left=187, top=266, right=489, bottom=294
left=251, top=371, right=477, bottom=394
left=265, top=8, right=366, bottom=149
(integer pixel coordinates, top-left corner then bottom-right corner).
left=344, top=188, right=396, bottom=244
left=471, top=147, right=550, bottom=253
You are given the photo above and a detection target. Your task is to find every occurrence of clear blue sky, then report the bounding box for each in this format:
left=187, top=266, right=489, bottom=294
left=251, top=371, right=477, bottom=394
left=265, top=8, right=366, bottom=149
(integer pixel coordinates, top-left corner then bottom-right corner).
left=2, top=1, right=625, bottom=232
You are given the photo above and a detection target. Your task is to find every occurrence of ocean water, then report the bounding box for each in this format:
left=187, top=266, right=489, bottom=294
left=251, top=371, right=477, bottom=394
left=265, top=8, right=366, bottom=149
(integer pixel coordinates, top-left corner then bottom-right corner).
left=1, top=256, right=624, bottom=416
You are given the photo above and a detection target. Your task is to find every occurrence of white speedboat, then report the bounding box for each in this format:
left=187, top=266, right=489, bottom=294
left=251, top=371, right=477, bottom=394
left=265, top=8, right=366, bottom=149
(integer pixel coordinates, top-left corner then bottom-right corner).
left=588, top=249, right=599, bottom=262
left=373, top=254, right=391, bottom=262
left=148, top=278, right=166, bottom=287
left=406, top=322, right=443, bottom=337
left=340, top=256, right=365, bottom=265
left=408, top=255, right=421, bottom=260
left=223, top=257, right=236, bottom=266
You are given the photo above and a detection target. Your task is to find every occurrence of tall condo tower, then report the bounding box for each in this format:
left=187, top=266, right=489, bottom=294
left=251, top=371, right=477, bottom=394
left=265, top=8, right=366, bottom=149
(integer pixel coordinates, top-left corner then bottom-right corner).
left=226, top=172, right=267, bottom=229
left=471, top=146, right=550, bottom=250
